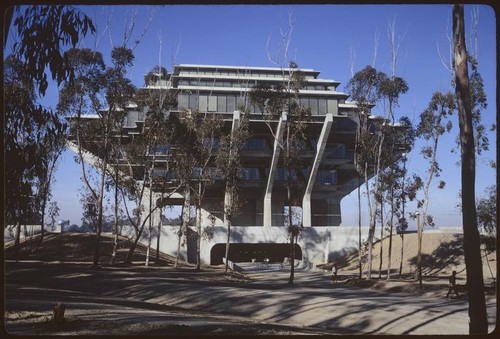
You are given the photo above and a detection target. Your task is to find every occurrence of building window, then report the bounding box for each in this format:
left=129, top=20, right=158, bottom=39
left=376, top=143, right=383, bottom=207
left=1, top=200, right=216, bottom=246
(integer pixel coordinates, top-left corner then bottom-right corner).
left=243, top=138, right=267, bottom=150
left=327, top=99, right=337, bottom=114
left=318, top=98, right=327, bottom=114
left=309, top=98, right=318, bottom=115
left=240, top=167, right=261, bottom=181
left=227, top=95, right=236, bottom=112
left=218, top=95, right=227, bottom=112
left=178, top=94, right=188, bottom=109
left=188, top=94, right=198, bottom=110
left=317, top=169, right=337, bottom=185
left=199, top=95, right=208, bottom=111
left=208, top=96, right=217, bottom=112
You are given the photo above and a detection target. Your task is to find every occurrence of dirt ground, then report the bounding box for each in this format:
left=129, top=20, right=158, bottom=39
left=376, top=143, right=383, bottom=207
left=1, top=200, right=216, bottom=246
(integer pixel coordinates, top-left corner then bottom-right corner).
left=319, top=231, right=497, bottom=298
left=3, top=231, right=497, bottom=335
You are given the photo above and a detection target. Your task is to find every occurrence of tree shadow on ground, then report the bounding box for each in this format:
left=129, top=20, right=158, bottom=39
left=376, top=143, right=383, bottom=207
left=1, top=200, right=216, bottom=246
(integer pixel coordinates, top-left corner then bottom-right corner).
left=408, top=235, right=463, bottom=276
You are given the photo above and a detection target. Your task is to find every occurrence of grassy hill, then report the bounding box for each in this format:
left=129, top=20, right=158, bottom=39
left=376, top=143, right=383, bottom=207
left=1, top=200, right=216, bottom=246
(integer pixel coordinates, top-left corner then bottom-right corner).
left=4, top=232, right=185, bottom=266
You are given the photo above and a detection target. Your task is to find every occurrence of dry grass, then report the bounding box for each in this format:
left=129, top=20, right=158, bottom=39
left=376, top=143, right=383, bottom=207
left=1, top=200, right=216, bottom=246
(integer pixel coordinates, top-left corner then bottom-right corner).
left=4, top=232, right=183, bottom=266
left=319, top=231, right=496, bottom=297
left=5, top=230, right=496, bottom=296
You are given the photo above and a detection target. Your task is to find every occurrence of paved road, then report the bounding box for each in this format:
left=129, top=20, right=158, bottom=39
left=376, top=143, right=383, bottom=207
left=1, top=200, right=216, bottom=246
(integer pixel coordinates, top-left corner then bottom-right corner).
left=4, top=262, right=497, bottom=335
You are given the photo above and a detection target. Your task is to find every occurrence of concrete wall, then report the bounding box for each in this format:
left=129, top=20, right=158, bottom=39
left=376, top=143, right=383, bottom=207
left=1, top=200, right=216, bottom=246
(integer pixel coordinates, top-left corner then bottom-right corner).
left=121, top=224, right=377, bottom=266
left=4, top=224, right=61, bottom=241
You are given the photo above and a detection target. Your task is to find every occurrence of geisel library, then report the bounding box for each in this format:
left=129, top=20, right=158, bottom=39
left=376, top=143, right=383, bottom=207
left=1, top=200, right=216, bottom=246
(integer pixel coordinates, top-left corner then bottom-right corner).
left=71, top=64, right=403, bottom=267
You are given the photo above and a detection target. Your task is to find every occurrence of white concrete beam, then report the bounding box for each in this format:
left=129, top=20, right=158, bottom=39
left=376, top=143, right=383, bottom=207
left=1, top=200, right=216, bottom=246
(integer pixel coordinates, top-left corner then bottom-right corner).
left=302, top=113, right=333, bottom=227
left=264, top=112, right=287, bottom=227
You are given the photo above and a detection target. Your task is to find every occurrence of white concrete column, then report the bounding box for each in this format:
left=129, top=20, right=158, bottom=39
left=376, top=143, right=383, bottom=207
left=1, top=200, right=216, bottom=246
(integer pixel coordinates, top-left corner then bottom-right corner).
left=264, top=111, right=287, bottom=227
left=223, top=111, right=241, bottom=228
left=302, top=113, right=333, bottom=227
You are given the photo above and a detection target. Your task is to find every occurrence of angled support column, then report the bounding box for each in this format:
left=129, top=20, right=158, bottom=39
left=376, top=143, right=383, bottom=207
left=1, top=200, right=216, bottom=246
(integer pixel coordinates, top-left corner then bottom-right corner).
left=302, top=113, right=333, bottom=227
left=264, top=111, right=287, bottom=227
left=67, top=140, right=184, bottom=223
left=223, top=110, right=241, bottom=228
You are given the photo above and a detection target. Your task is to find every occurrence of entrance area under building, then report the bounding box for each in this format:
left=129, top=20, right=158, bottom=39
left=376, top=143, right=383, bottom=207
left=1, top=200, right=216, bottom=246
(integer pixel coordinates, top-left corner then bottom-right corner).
left=210, top=243, right=302, bottom=265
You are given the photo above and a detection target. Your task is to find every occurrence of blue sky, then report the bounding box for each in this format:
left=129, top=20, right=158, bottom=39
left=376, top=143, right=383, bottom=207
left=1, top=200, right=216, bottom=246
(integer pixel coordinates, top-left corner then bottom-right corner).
left=7, top=4, right=496, bottom=228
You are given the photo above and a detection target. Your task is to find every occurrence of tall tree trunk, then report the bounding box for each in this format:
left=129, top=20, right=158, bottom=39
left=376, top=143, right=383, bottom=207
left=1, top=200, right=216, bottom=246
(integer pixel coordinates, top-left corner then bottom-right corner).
left=124, top=211, right=145, bottom=264
left=223, top=185, right=233, bottom=273
left=399, top=233, right=404, bottom=276
left=287, top=168, right=295, bottom=284
left=145, top=187, right=153, bottom=266
left=399, top=160, right=407, bottom=277
left=156, top=206, right=162, bottom=263
left=453, top=4, right=488, bottom=334
left=358, top=177, right=363, bottom=279
left=365, top=162, right=375, bottom=280
left=40, top=200, right=46, bottom=242
left=196, top=198, right=202, bottom=270
left=110, top=169, right=119, bottom=265
left=175, top=183, right=190, bottom=268
left=368, top=127, right=385, bottom=280
left=387, top=187, right=394, bottom=279
left=36, top=199, right=47, bottom=251
left=288, top=229, right=296, bottom=285
left=15, top=221, right=21, bottom=261
left=287, top=183, right=295, bottom=284
left=93, top=188, right=104, bottom=268
left=378, top=202, right=384, bottom=278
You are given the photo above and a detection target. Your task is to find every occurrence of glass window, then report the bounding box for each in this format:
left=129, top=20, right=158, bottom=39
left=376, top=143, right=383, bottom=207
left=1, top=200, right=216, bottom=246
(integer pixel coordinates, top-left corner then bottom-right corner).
left=318, top=98, right=327, bottom=114
left=208, top=96, right=217, bottom=112
left=237, top=95, right=247, bottom=110
left=218, top=95, right=227, bottom=112
left=309, top=98, right=318, bottom=115
left=178, top=94, right=188, bottom=109
left=227, top=95, right=236, bottom=112
left=317, top=170, right=337, bottom=185
left=188, top=94, right=198, bottom=110
left=327, top=99, right=337, bottom=115
left=199, top=95, right=208, bottom=111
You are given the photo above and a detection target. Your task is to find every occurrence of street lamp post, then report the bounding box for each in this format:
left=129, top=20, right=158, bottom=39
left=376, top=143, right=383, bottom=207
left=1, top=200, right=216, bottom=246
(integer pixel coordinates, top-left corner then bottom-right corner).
left=416, top=211, right=422, bottom=291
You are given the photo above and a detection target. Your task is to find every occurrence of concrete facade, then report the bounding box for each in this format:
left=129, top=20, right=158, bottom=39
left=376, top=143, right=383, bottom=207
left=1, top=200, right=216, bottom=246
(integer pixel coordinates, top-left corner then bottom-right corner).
left=121, top=224, right=377, bottom=266
left=69, top=64, right=405, bottom=266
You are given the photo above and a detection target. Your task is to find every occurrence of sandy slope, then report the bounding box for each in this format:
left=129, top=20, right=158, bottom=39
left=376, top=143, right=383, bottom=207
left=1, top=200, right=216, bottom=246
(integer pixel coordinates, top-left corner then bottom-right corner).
left=335, top=231, right=496, bottom=282
left=4, top=231, right=497, bottom=335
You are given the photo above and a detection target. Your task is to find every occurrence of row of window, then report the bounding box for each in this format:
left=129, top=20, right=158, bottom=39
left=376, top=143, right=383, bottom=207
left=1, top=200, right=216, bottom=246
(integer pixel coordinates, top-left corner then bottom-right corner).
left=177, top=79, right=332, bottom=91
left=178, top=69, right=316, bottom=80
left=152, top=166, right=338, bottom=185
left=177, top=93, right=338, bottom=115
left=149, top=141, right=348, bottom=155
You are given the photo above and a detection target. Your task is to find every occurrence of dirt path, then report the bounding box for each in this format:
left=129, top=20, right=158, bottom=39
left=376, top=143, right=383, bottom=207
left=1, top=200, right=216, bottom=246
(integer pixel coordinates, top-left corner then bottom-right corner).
left=4, top=262, right=496, bottom=335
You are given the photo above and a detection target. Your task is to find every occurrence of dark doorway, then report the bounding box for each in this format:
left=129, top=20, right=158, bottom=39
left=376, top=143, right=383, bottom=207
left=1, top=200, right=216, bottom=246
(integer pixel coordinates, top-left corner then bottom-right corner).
left=210, top=243, right=302, bottom=265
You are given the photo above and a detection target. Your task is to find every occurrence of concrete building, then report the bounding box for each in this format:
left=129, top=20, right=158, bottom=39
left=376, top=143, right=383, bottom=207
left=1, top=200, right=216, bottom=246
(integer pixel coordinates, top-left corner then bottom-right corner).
left=70, top=64, right=404, bottom=266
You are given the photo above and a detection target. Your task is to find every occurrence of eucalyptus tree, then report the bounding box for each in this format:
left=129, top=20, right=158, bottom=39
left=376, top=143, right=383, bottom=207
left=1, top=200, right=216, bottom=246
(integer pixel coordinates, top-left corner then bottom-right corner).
left=164, top=107, right=224, bottom=269
left=249, top=61, right=311, bottom=284
left=8, top=5, right=95, bottom=96
left=453, top=4, right=488, bottom=333
left=57, top=47, right=135, bottom=267
left=215, top=111, right=250, bottom=273
left=188, top=111, right=224, bottom=270
left=4, top=6, right=94, bottom=257
left=345, top=65, right=384, bottom=279
left=476, top=185, right=496, bottom=236
left=34, top=133, right=66, bottom=246
left=168, top=111, right=200, bottom=268
left=415, top=91, right=455, bottom=234
left=4, top=54, right=67, bottom=258
left=121, top=66, right=178, bottom=266
left=376, top=74, right=409, bottom=279
left=378, top=117, right=415, bottom=279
